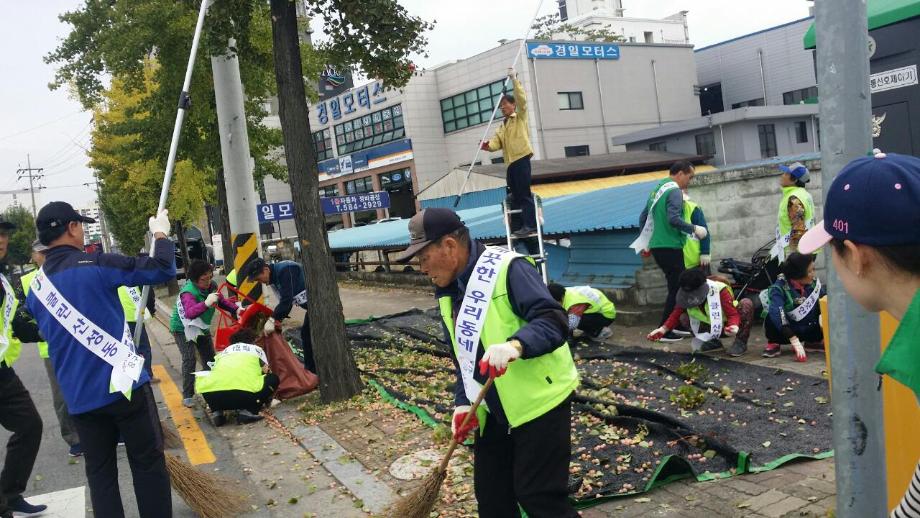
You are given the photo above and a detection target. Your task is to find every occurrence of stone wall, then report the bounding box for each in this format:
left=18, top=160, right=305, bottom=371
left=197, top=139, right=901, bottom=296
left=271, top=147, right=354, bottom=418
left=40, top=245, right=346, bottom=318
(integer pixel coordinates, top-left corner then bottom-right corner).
left=631, top=158, right=825, bottom=306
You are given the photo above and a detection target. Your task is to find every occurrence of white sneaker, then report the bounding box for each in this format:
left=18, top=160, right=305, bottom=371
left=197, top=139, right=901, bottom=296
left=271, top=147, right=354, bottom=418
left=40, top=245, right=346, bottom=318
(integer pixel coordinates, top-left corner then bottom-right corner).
left=182, top=397, right=195, bottom=408
left=596, top=327, right=613, bottom=340
left=572, top=329, right=585, bottom=338
left=270, top=398, right=282, bottom=408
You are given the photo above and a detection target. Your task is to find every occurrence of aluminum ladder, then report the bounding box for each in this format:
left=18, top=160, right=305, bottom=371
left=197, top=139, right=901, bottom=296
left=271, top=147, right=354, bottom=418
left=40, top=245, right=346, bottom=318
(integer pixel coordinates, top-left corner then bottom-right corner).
left=502, top=195, right=548, bottom=284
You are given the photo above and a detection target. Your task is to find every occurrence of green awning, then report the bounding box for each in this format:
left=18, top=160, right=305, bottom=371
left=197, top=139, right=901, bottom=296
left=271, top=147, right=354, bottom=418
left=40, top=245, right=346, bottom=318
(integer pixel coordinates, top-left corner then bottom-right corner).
left=803, top=0, right=920, bottom=49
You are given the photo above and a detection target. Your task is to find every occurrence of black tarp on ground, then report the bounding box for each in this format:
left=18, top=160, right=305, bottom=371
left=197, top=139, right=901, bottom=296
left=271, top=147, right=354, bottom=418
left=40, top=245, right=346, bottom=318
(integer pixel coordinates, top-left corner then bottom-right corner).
left=288, top=309, right=834, bottom=504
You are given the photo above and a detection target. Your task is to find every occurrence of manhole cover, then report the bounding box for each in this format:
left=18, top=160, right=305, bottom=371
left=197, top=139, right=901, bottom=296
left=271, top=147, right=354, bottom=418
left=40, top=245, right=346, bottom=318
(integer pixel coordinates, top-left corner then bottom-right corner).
left=389, top=448, right=443, bottom=480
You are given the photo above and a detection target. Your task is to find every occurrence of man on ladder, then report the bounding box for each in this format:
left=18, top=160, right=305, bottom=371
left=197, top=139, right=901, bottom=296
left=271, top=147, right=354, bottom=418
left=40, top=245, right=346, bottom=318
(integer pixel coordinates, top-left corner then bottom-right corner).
left=481, top=67, right=537, bottom=238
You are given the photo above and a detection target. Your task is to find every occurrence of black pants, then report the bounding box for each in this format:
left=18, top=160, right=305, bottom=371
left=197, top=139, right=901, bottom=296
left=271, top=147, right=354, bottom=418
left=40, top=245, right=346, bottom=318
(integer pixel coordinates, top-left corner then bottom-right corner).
left=764, top=317, right=825, bottom=345
left=202, top=374, right=280, bottom=414
left=174, top=332, right=216, bottom=399
left=0, top=367, right=43, bottom=514
left=70, top=383, right=171, bottom=518
left=473, top=396, right=578, bottom=518
left=651, top=248, right=686, bottom=326
left=129, top=322, right=153, bottom=378
left=300, top=309, right=316, bottom=373
left=579, top=313, right=614, bottom=337
left=507, top=155, right=537, bottom=230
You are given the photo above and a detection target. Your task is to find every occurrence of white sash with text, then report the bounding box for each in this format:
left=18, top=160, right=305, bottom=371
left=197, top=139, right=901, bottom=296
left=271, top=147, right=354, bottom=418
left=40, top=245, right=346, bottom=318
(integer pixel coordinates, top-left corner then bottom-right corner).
left=630, top=182, right=679, bottom=253
left=689, top=280, right=724, bottom=343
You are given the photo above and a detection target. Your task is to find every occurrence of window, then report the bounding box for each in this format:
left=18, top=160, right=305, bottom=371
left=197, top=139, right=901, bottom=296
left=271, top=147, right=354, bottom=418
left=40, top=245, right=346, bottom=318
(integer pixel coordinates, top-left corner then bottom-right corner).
left=440, top=80, right=505, bottom=134
left=319, top=185, right=339, bottom=198
left=491, top=157, right=504, bottom=164
left=312, top=129, right=333, bottom=162
left=344, top=176, right=373, bottom=195
left=758, top=124, right=778, bottom=158
left=783, top=86, right=818, bottom=105
left=731, top=98, right=765, bottom=109
left=644, top=31, right=654, bottom=43
left=649, top=142, right=668, bottom=152
left=695, top=133, right=716, bottom=156
left=557, top=0, right=568, bottom=21
left=558, top=92, right=584, bottom=110
left=334, top=104, right=405, bottom=155
left=564, top=145, right=590, bottom=157
left=628, top=36, right=636, bottom=43
left=794, top=121, right=809, bottom=144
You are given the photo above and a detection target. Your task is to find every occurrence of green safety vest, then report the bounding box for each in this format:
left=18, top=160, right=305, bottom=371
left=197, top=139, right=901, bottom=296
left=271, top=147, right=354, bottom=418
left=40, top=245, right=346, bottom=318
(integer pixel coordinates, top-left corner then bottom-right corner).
left=682, top=200, right=703, bottom=269
left=226, top=269, right=238, bottom=288
left=562, top=286, right=616, bottom=319
left=439, top=257, right=579, bottom=429
left=19, top=270, right=47, bottom=359
left=170, top=281, right=216, bottom=333
left=118, top=286, right=150, bottom=323
left=777, top=186, right=815, bottom=257
left=1, top=274, right=23, bottom=366
left=686, top=280, right=736, bottom=324
left=645, top=178, right=685, bottom=249
left=194, top=349, right=265, bottom=394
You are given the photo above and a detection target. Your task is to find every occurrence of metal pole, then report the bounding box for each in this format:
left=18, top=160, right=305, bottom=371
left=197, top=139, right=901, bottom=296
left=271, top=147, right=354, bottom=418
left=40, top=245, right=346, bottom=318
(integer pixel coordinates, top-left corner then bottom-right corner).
left=651, top=60, right=662, bottom=125
left=758, top=49, right=768, bottom=105
left=528, top=58, right=549, bottom=159
left=133, top=0, right=212, bottom=341
left=815, top=1, right=887, bottom=516
left=212, top=38, right=263, bottom=303
left=452, top=0, right=546, bottom=207
left=594, top=59, right=611, bottom=154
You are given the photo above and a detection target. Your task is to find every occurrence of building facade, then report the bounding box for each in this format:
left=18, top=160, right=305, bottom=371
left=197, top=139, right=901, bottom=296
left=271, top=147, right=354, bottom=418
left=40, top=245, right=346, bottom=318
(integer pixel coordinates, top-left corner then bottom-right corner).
left=263, top=38, right=700, bottom=231
left=694, top=17, right=817, bottom=115
left=556, top=0, right=689, bottom=45
left=78, top=205, right=102, bottom=245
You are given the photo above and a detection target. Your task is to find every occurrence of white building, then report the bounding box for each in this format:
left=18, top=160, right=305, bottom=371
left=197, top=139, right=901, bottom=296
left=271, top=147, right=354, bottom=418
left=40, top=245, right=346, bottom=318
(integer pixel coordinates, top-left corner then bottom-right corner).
left=263, top=37, right=699, bottom=235
left=78, top=205, right=102, bottom=244
left=556, top=0, right=689, bottom=44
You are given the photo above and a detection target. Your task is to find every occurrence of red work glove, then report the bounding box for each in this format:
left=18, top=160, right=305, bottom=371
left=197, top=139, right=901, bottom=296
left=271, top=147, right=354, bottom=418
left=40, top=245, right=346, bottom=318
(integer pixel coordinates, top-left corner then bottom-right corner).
left=452, top=405, right=478, bottom=443
left=790, top=337, right=807, bottom=362
left=647, top=326, right=668, bottom=342
left=480, top=140, right=491, bottom=151
left=640, top=249, right=652, bottom=258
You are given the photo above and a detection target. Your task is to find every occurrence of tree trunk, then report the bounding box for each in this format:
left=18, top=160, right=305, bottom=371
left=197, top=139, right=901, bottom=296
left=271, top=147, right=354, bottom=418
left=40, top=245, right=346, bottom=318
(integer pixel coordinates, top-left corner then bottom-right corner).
left=269, top=0, right=363, bottom=402
left=217, top=167, right=235, bottom=272
left=175, top=220, right=192, bottom=277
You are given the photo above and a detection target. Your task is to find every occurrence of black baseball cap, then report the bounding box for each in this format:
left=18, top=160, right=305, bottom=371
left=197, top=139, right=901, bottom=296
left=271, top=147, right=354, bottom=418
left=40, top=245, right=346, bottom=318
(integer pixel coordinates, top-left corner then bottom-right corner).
left=395, top=208, right=466, bottom=263
left=0, top=219, right=14, bottom=232
left=36, top=201, right=96, bottom=232
left=239, top=258, right=268, bottom=281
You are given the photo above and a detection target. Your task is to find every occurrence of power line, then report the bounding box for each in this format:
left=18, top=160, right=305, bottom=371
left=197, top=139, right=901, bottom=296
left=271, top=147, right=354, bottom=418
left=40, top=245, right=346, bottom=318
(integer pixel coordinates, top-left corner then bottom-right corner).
left=0, top=111, right=85, bottom=143
left=16, top=154, right=44, bottom=218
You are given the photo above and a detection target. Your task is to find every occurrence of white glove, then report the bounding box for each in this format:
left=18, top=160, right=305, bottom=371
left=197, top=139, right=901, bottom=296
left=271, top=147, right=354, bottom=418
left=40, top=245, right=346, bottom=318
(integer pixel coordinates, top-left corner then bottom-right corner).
left=647, top=326, right=669, bottom=341
left=700, top=254, right=711, bottom=266
left=148, top=210, right=170, bottom=235
left=693, top=225, right=708, bottom=240
left=204, top=293, right=219, bottom=307
left=263, top=317, right=276, bottom=335
left=451, top=405, right=471, bottom=438
left=790, top=336, right=807, bottom=362
left=235, top=306, right=245, bottom=320
left=725, top=325, right=739, bottom=336
left=480, top=341, right=521, bottom=375
left=507, top=67, right=515, bottom=78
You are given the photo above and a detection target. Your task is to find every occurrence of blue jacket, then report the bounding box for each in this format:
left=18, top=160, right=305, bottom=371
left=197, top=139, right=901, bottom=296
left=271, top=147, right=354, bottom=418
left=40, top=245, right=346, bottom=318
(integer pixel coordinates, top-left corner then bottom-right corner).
left=269, top=261, right=307, bottom=321
left=27, top=239, right=175, bottom=414
left=437, top=240, right=568, bottom=426
left=766, top=275, right=824, bottom=338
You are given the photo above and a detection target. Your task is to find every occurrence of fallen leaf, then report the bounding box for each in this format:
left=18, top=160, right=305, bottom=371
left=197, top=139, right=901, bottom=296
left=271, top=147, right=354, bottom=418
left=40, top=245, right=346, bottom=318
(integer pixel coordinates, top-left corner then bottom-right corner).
left=633, top=497, right=651, bottom=503
left=703, top=450, right=717, bottom=459
left=762, top=441, right=771, bottom=448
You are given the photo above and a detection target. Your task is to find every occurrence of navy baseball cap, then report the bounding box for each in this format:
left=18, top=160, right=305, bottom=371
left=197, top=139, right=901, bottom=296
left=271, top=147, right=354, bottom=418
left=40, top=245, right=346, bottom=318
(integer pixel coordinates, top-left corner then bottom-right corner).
left=799, top=151, right=920, bottom=254
left=779, top=162, right=810, bottom=183
left=396, top=208, right=466, bottom=263
left=239, top=257, right=268, bottom=281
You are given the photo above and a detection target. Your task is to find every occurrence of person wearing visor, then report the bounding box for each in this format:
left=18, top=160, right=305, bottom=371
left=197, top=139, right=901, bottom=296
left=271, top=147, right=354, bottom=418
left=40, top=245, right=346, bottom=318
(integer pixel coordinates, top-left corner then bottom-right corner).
left=772, top=162, right=816, bottom=260
left=796, top=151, right=920, bottom=517
left=26, top=201, right=176, bottom=518
left=238, top=258, right=314, bottom=373
left=0, top=220, right=47, bottom=517
left=396, top=208, right=579, bottom=518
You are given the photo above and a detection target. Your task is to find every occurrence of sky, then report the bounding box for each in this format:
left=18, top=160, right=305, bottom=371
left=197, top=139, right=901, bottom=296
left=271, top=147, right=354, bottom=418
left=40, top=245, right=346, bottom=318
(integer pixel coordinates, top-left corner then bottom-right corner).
left=0, top=0, right=812, bottom=213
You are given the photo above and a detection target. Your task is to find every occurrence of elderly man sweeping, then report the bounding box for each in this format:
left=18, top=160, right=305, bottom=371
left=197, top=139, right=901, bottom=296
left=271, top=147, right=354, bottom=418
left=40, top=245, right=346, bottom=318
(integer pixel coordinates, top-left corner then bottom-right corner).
left=396, top=208, right=579, bottom=518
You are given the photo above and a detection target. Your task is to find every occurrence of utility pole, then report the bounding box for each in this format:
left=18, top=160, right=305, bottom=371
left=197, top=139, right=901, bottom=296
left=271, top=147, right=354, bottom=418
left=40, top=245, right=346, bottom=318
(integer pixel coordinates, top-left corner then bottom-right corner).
left=211, top=39, right=262, bottom=302
left=815, top=1, right=888, bottom=516
left=16, top=154, right=43, bottom=219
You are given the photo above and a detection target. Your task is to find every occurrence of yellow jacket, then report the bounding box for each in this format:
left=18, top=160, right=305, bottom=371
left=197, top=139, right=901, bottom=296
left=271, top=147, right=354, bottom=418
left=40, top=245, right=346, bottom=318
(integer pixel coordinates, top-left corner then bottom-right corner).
left=486, top=77, right=533, bottom=165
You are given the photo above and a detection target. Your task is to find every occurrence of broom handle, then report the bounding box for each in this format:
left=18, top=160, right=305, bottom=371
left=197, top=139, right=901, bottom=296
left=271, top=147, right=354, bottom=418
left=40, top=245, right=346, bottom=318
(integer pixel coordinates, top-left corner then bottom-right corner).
left=438, top=376, right=495, bottom=473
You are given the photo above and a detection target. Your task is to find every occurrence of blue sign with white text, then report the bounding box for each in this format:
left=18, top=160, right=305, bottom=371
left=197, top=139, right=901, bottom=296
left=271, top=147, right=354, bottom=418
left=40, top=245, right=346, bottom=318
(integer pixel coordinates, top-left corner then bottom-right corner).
left=257, top=202, right=295, bottom=224
left=321, top=192, right=390, bottom=215
left=526, top=42, right=620, bottom=60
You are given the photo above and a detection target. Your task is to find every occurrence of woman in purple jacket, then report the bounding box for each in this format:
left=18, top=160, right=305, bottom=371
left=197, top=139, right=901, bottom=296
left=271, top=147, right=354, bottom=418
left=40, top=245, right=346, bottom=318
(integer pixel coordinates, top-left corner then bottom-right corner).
left=169, top=260, right=240, bottom=407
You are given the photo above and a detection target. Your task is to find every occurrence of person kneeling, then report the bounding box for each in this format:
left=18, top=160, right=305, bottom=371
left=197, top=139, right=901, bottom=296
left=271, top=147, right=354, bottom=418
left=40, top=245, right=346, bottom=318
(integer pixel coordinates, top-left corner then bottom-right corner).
left=647, top=269, right=754, bottom=356
left=548, top=283, right=616, bottom=340
left=762, top=252, right=824, bottom=362
left=195, top=329, right=279, bottom=427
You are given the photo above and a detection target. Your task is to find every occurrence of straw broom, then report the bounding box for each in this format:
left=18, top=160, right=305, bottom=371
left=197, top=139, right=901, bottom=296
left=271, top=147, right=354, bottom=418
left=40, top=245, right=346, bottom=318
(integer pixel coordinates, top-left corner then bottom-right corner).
left=165, top=454, right=250, bottom=518
left=160, top=419, right=183, bottom=450
left=386, top=377, right=494, bottom=518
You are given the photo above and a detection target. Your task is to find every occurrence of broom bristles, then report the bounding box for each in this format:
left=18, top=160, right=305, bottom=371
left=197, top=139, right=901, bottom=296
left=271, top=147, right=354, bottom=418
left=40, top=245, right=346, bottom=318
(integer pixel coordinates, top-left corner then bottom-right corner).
left=165, top=454, right=249, bottom=518
left=385, top=467, right=448, bottom=518
left=160, top=420, right=182, bottom=450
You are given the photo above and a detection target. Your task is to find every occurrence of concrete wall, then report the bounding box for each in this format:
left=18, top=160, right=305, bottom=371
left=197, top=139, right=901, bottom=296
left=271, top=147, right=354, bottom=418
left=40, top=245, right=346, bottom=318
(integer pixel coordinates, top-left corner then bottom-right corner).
left=695, top=18, right=816, bottom=109
left=632, top=159, right=825, bottom=306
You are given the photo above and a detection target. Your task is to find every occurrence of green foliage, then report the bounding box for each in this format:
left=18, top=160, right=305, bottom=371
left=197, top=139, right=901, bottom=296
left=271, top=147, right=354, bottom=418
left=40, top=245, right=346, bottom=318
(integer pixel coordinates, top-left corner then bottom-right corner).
left=0, top=206, right=36, bottom=267
left=531, top=13, right=626, bottom=42
left=670, top=385, right=706, bottom=410
left=675, top=360, right=709, bottom=382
